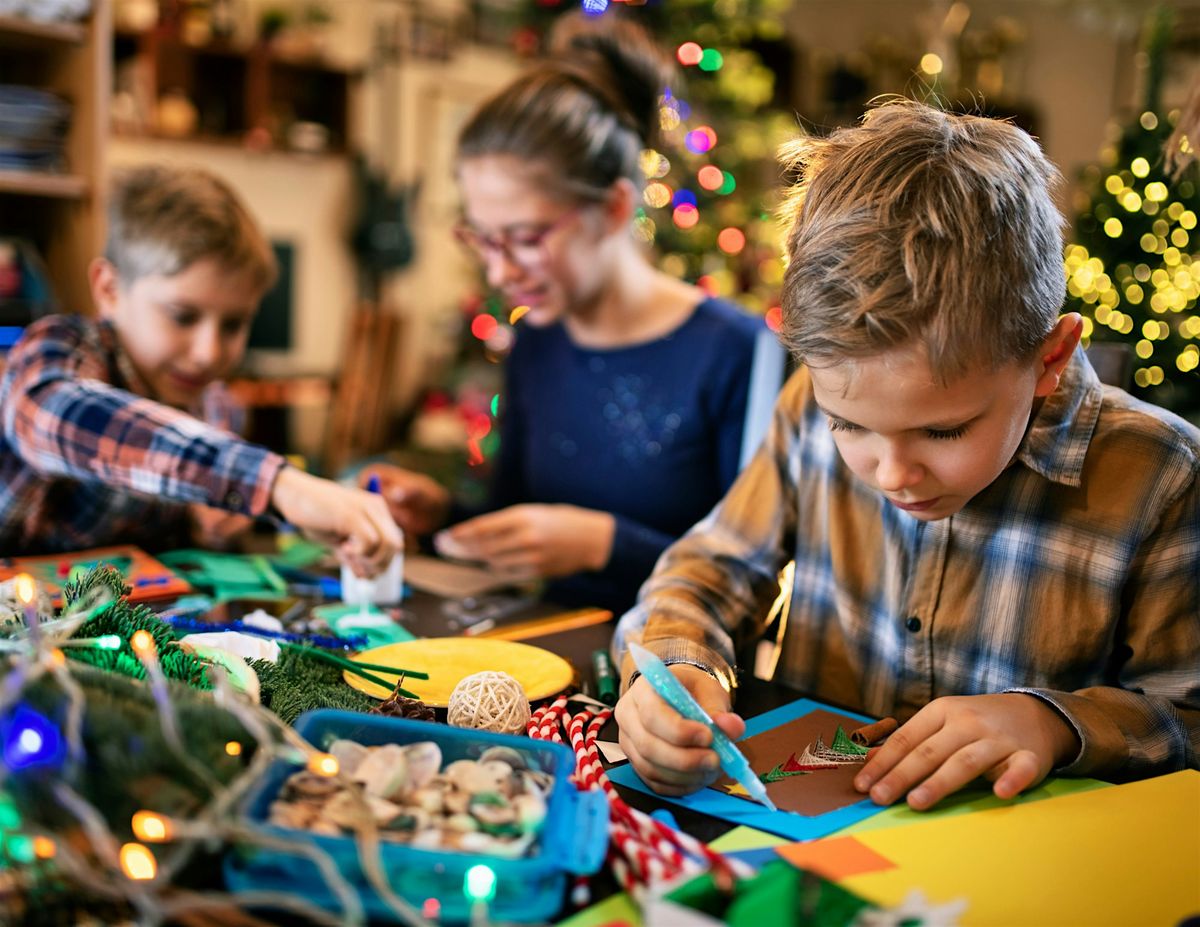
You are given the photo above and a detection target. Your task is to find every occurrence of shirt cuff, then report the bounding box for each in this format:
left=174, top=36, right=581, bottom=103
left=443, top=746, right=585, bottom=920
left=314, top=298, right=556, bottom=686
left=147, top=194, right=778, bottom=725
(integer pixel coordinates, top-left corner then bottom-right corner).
left=1004, top=687, right=1104, bottom=775
left=205, top=445, right=286, bottom=516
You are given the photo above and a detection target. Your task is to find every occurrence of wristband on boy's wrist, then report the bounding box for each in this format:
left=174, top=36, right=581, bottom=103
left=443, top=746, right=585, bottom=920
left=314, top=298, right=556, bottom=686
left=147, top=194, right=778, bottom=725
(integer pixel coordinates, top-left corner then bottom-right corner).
left=627, top=658, right=727, bottom=692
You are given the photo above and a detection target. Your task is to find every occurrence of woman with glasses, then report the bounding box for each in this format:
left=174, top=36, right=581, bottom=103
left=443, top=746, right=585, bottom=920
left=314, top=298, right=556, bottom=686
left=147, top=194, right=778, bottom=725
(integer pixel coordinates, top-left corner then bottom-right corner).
left=365, top=12, right=762, bottom=613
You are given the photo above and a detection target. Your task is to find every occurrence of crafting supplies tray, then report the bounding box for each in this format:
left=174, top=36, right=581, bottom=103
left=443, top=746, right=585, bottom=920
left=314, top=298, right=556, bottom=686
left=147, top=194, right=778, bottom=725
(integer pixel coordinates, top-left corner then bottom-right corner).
left=225, top=710, right=609, bottom=924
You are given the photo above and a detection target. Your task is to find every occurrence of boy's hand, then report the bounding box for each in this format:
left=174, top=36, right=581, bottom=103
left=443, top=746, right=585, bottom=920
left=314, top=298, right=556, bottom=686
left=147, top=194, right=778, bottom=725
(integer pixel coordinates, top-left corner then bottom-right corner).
left=270, top=467, right=402, bottom=577
left=853, top=693, right=1080, bottom=810
left=188, top=503, right=253, bottom=550
left=615, top=664, right=745, bottom=796
left=436, top=504, right=615, bottom=579
left=358, top=465, right=451, bottom=536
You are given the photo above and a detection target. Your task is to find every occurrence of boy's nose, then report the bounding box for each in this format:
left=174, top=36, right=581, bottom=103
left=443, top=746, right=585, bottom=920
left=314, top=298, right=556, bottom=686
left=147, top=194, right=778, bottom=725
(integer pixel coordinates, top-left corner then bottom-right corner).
left=189, top=326, right=222, bottom=368
left=875, top=445, right=923, bottom=493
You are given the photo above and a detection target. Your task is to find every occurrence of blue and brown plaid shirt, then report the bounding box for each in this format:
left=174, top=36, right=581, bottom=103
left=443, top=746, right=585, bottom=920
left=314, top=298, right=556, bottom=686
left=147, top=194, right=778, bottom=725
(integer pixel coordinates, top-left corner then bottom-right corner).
left=0, top=315, right=284, bottom=554
left=618, top=350, right=1200, bottom=781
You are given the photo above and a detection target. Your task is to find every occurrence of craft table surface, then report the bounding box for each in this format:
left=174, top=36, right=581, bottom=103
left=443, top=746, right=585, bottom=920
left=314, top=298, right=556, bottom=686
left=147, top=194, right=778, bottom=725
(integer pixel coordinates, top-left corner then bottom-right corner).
left=149, top=576, right=1194, bottom=925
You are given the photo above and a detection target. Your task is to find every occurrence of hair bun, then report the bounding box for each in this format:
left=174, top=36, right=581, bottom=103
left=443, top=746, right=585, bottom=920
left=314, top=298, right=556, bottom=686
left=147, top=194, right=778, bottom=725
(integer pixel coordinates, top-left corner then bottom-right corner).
left=548, top=12, right=675, bottom=148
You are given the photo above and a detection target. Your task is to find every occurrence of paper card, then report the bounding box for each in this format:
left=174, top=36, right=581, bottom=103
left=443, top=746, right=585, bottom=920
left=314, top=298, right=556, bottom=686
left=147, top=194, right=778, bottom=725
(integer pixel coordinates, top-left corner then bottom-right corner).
left=405, top=554, right=514, bottom=599
left=607, top=698, right=888, bottom=841
left=710, top=708, right=869, bottom=817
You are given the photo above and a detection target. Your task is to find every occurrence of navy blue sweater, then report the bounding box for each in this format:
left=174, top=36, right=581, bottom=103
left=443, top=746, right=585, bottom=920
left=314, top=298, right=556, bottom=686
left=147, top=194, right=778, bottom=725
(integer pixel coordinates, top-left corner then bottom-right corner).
left=485, top=297, right=763, bottom=613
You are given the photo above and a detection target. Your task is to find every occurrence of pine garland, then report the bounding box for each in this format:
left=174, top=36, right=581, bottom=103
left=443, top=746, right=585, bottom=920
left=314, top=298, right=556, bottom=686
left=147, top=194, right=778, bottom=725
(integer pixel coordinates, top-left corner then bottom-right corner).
left=250, top=647, right=376, bottom=724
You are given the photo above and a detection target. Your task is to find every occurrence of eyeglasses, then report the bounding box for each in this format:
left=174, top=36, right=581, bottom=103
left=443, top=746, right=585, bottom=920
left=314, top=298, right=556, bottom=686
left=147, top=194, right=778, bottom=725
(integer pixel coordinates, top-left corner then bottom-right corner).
left=453, top=207, right=583, bottom=269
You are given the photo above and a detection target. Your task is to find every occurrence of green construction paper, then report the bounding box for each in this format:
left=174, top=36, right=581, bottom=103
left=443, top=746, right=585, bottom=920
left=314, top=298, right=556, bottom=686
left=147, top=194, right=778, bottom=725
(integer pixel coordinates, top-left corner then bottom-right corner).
left=840, top=775, right=1110, bottom=835
left=556, top=891, right=640, bottom=927
left=313, top=603, right=416, bottom=647
left=665, top=861, right=873, bottom=927
left=158, top=550, right=287, bottom=601
left=709, top=826, right=788, bottom=853
left=270, top=537, right=332, bottom=570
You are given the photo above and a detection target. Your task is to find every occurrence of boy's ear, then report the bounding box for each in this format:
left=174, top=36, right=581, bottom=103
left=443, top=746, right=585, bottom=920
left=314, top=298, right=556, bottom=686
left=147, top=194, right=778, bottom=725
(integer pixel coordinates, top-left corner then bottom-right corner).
left=88, top=258, right=120, bottom=318
left=1033, top=312, right=1084, bottom=398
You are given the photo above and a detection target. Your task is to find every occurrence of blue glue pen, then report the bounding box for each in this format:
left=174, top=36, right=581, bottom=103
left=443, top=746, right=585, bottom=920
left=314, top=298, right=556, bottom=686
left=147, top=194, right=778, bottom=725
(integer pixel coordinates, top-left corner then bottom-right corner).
left=627, top=641, right=776, bottom=811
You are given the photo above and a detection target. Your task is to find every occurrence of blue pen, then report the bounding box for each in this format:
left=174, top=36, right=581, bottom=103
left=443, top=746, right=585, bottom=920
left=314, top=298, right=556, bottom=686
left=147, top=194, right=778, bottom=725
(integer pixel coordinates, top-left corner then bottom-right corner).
left=628, top=642, right=776, bottom=811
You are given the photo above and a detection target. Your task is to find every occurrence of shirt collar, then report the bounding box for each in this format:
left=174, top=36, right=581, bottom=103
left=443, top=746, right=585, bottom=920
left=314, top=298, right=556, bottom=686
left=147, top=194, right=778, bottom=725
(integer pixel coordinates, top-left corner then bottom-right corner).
left=1016, top=348, right=1104, bottom=488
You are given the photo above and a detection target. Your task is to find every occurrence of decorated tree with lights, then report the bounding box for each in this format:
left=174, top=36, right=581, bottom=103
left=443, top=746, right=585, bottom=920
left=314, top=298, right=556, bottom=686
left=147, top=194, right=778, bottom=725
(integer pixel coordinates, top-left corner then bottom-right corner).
left=1064, top=7, right=1200, bottom=416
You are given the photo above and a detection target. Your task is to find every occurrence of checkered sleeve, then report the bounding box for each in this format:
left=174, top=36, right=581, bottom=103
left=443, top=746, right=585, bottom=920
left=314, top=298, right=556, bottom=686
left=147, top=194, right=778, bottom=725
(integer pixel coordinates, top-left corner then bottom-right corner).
left=1012, top=439, right=1200, bottom=778
left=1, top=318, right=285, bottom=516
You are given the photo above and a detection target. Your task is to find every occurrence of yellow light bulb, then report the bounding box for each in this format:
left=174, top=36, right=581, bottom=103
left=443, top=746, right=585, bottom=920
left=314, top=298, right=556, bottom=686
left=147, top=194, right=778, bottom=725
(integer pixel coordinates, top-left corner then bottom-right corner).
left=307, top=753, right=339, bottom=778
left=14, top=573, right=34, bottom=605
left=131, top=811, right=172, bottom=843
left=130, top=630, right=155, bottom=657
left=120, top=842, right=158, bottom=881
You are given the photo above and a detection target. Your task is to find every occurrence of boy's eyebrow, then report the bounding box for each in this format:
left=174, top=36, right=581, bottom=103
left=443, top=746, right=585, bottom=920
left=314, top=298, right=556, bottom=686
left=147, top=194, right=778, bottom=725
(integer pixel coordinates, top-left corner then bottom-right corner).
left=814, top=402, right=981, bottom=432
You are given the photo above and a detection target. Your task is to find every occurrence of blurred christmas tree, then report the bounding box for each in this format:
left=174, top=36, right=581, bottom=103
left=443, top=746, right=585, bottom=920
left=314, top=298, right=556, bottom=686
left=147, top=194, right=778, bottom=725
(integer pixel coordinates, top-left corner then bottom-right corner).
left=1065, top=6, right=1200, bottom=416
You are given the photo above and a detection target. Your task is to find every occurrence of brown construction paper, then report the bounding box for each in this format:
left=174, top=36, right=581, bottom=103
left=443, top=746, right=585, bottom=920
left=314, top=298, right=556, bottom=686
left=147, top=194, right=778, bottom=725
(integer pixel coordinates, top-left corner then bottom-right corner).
left=711, top=708, right=870, bottom=817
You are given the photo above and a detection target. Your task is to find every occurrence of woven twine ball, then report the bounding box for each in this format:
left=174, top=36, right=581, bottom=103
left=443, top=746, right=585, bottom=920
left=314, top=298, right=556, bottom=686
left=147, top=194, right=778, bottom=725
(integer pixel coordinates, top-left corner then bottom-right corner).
left=446, top=670, right=530, bottom=735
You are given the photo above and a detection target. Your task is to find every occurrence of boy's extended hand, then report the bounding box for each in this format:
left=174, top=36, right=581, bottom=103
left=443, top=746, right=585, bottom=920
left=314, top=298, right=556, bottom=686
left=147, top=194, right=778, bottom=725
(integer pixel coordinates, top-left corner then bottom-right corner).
left=614, top=664, right=745, bottom=796
left=853, top=693, right=1080, bottom=810
left=358, top=465, right=451, bottom=536
left=436, top=504, right=615, bottom=579
left=270, top=467, right=402, bottom=577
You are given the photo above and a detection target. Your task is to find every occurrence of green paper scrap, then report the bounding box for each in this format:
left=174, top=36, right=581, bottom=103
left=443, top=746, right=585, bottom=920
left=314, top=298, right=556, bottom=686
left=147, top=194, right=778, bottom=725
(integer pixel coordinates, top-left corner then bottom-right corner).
left=270, top=537, right=332, bottom=570
left=158, top=550, right=287, bottom=602
left=664, top=860, right=873, bottom=927
left=313, top=603, right=416, bottom=647
left=556, top=891, right=640, bottom=927
left=840, top=775, right=1111, bottom=835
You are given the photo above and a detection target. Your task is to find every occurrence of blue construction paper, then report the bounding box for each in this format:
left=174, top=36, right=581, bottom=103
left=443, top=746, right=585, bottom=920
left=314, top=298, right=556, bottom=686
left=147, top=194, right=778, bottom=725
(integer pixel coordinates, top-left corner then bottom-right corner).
left=607, top=698, right=889, bottom=842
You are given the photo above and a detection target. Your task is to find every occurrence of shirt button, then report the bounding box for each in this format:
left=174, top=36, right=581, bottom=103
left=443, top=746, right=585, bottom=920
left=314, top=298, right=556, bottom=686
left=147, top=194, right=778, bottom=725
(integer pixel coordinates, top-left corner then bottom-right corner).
left=225, top=490, right=244, bottom=510
left=905, top=616, right=922, bottom=633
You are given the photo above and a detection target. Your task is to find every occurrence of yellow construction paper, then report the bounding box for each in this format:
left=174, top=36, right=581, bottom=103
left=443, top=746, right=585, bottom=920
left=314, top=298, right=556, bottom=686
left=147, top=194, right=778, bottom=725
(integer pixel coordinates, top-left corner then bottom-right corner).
left=344, top=637, right=574, bottom=706
left=838, top=770, right=1200, bottom=927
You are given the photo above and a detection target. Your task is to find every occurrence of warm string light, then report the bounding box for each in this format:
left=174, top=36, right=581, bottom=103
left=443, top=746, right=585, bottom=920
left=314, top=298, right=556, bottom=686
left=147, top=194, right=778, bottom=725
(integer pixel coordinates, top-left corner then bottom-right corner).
left=119, top=842, right=157, bottom=881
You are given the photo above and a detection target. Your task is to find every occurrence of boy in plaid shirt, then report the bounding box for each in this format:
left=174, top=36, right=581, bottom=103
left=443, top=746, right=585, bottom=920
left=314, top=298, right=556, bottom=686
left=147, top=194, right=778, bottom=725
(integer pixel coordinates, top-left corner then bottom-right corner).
left=615, top=101, right=1199, bottom=809
left=0, top=164, right=399, bottom=575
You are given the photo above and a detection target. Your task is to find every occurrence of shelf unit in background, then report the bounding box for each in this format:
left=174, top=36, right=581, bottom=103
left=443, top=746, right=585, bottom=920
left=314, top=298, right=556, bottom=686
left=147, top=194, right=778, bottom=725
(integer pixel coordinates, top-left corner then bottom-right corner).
left=0, top=4, right=111, bottom=317
left=112, top=28, right=359, bottom=153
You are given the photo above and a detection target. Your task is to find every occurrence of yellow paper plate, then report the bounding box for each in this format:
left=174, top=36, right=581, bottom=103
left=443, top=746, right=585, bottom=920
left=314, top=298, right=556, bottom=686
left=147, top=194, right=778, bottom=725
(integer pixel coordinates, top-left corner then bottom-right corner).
left=344, top=637, right=575, bottom=706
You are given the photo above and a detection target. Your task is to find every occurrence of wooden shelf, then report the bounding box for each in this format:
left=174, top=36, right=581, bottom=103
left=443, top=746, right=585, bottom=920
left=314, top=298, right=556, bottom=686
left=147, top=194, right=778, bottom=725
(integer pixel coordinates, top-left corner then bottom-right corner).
left=0, top=170, right=88, bottom=199
left=0, top=14, right=86, bottom=49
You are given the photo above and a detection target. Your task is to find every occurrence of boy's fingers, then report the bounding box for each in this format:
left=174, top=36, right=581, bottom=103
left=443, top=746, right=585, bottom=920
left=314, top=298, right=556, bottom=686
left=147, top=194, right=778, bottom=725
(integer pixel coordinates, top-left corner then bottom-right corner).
left=712, top=711, right=746, bottom=741
left=858, top=723, right=958, bottom=804
left=990, top=750, right=1042, bottom=800
left=855, top=709, right=943, bottom=792
left=637, top=690, right=713, bottom=749
left=904, top=739, right=1015, bottom=810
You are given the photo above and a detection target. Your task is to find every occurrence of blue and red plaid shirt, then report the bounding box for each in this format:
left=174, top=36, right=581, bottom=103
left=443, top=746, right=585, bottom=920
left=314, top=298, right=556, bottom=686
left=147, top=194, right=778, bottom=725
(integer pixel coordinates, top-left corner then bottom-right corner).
left=0, top=315, right=284, bottom=554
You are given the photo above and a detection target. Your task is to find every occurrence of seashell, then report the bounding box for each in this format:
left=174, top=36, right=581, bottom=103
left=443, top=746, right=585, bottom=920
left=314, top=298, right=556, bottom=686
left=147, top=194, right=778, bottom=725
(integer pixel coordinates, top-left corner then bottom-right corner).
left=443, top=786, right=472, bottom=815
left=446, top=759, right=503, bottom=795
left=308, top=818, right=343, bottom=837
left=513, top=792, right=547, bottom=831
left=404, top=741, right=442, bottom=790
left=478, top=760, right=515, bottom=795
left=387, top=810, right=431, bottom=833
left=352, top=744, right=408, bottom=799
left=328, top=739, right=370, bottom=778
left=324, top=791, right=402, bottom=830
left=409, top=784, right=446, bottom=815
left=445, top=812, right=479, bottom=833
left=411, top=828, right=443, bottom=850
left=478, top=746, right=528, bottom=770
left=285, top=771, right=339, bottom=800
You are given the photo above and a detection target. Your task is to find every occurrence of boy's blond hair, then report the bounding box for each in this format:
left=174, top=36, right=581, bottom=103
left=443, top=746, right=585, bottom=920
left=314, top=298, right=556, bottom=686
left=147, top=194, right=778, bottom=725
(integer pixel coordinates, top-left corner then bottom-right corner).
left=105, top=164, right=277, bottom=292
left=778, top=99, right=1066, bottom=383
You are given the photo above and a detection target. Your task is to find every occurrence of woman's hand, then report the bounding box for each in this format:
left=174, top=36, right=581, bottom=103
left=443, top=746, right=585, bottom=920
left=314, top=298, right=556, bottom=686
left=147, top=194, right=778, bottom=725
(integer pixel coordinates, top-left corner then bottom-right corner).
left=435, top=504, right=616, bottom=579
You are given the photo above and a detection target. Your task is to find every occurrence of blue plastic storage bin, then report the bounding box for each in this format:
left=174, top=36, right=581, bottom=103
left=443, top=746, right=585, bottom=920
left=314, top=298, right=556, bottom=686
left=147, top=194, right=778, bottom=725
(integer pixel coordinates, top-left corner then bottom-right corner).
left=224, top=709, right=609, bottom=924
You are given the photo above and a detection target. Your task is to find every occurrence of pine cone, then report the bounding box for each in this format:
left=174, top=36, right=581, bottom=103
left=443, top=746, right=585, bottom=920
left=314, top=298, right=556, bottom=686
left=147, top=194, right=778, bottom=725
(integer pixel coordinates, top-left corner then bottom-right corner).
left=372, top=693, right=436, bottom=722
